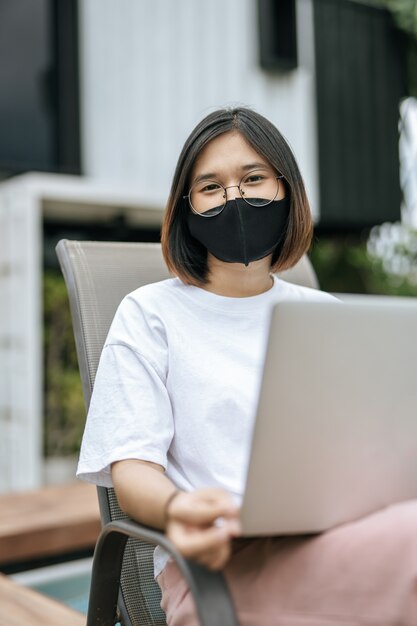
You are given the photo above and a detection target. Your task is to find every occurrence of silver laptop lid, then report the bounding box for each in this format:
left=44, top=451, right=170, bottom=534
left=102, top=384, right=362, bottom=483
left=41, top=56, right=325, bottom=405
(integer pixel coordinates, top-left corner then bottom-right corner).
left=241, top=298, right=417, bottom=536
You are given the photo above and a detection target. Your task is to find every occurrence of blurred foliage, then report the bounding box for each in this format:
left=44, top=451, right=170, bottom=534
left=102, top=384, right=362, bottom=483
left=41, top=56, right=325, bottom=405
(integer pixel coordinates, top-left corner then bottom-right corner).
left=377, top=0, right=417, bottom=96
left=380, top=0, right=417, bottom=37
left=368, top=221, right=417, bottom=281
left=309, top=233, right=417, bottom=297
left=43, top=270, right=85, bottom=457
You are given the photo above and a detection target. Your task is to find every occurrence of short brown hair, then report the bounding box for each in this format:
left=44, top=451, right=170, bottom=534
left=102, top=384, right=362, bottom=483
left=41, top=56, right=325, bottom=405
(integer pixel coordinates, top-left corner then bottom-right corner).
left=161, top=107, right=313, bottom=285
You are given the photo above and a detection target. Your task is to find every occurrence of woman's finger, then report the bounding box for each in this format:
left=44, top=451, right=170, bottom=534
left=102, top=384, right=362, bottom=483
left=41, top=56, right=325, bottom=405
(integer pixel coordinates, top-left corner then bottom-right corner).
left=168, top=520, right=231, bottom=559
left=196, top=540, right=232, bottom=571
left=169, top=492, right=239, bottom=526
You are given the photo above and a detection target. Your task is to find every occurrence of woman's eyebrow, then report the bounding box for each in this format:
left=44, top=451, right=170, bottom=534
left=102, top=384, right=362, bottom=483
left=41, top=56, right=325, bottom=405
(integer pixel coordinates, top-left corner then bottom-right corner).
left=192, top=172, right=217, bottom=185
left=193, top=162, right=269, bottom=185
left=241, top=162, right=269, bottom=171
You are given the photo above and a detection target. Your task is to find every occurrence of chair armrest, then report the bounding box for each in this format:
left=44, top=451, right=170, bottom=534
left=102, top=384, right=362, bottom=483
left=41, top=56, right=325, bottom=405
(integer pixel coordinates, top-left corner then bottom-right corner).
left=87, top=518, right=239, bottom=626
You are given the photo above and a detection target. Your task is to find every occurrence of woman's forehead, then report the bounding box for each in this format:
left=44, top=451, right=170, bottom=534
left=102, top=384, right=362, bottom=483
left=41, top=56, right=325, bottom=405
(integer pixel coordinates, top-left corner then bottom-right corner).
left=190, top=131, right=270, bottom=182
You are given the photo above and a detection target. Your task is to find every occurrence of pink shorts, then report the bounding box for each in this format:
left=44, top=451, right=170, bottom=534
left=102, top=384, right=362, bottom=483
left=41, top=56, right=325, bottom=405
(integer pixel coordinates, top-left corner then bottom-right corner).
left=157, top=500, right=417, bottom=626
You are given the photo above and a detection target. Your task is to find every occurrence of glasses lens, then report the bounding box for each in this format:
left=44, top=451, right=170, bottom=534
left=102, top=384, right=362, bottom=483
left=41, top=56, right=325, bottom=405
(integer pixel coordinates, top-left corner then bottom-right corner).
left=240, top=169, right=280, bottom=207
left=189, top=180, right=226, bottom=217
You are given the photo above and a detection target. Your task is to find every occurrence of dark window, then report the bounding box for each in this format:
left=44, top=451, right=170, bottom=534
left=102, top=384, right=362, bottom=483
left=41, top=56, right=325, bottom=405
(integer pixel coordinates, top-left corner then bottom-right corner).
left=0, top=0, right=81, bottom=176
left=314, top=0, right=406, bottom=231
left=258, top=0, right=298, bottom=71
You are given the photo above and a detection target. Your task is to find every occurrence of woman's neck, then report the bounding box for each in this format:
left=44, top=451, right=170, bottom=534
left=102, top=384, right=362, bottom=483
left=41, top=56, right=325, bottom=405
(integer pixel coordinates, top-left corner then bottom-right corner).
left=202, top=253, right=274, bottom=298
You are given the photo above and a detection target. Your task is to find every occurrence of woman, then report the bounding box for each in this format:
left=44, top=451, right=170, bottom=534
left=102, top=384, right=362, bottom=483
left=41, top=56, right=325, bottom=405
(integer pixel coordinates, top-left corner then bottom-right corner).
left=78, top=108, right=417, bottom=626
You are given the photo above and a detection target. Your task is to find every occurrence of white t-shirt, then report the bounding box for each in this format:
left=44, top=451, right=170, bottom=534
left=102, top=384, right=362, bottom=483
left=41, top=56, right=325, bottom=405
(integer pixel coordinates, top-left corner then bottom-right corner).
left=77, top=275, right=336, bottom=575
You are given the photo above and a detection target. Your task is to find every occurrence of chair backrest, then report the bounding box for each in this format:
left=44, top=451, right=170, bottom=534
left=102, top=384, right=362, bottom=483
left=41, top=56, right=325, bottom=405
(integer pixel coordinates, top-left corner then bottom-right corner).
left=56, top=240, right=319, bottom=626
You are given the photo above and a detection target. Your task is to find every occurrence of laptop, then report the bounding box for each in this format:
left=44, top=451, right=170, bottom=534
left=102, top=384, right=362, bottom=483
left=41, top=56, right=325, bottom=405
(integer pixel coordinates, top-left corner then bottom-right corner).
left=240, top=296, right=417, bottom=536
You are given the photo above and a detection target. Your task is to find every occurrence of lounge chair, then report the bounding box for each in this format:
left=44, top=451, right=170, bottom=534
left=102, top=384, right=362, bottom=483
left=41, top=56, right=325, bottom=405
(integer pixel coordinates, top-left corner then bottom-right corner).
left=56, top=240, right=319, bottom=626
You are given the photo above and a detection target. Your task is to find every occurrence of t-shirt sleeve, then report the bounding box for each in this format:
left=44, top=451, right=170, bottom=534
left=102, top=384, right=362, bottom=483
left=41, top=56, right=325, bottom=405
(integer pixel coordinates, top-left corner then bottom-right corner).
left=76, top=293, right=174, bottom=487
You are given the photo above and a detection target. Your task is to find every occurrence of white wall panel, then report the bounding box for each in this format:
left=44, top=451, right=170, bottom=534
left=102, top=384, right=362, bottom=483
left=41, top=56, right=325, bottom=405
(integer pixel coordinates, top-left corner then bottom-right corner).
left=0, top=193, right=12, bottom=489
left=0, top=181, right=42, bottom=492
left=0, top=172, right=165, bottom=493
left=79, top=0, right=320, bottom=217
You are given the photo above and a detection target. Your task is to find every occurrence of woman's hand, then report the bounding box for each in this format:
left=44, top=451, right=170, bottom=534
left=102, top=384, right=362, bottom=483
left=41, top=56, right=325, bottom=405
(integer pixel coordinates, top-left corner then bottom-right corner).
left=165, top=488, right=241, bottom=570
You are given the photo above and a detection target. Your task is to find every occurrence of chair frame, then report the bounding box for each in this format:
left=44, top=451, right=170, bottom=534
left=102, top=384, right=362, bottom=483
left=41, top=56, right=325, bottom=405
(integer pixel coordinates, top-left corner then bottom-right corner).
left=88, top=517, right=239, bottom=626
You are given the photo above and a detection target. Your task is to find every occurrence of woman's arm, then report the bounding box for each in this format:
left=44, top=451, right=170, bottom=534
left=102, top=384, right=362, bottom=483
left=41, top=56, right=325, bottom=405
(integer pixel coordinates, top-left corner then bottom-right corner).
left=112, top=459, right=178, bottom=529
left=111, top=459, right=241, bottom=569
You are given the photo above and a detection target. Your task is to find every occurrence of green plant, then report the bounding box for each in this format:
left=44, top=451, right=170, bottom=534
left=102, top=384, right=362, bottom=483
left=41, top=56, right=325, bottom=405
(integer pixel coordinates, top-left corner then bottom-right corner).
left=43, top=270, right=85, bottom=457
left=381, top=0, right=417, bottom=37
left=309, top=234, right=417, bottom=297
left=377, top=0, right=417, bottom=96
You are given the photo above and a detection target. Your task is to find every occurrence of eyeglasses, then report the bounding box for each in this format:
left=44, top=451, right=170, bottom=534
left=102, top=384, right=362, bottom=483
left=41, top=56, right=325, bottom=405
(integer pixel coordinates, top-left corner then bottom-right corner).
left=184, top=169, right=285, bottom=218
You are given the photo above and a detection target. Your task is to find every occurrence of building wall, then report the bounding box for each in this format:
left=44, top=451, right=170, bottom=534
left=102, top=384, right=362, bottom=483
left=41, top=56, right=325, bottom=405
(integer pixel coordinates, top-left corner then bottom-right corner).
left=78, top=0, right=320, bottom=217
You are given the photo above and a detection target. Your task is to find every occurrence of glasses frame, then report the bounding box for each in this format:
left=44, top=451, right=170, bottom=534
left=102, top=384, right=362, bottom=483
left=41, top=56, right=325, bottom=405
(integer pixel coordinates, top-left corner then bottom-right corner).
left=183, top=171, right=285, bottom=218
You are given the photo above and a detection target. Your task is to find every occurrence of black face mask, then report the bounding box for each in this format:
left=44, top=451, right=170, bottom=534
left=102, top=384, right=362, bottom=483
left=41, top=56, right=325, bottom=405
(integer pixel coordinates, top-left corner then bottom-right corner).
left=187, top=197, right=290, bottom=267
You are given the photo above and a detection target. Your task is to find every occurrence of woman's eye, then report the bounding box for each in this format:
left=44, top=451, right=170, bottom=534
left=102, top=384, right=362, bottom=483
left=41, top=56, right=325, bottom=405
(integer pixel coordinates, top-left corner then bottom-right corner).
left=244, top=174, right=264, bottom=184
left=201, top=183, right=222, bottom=193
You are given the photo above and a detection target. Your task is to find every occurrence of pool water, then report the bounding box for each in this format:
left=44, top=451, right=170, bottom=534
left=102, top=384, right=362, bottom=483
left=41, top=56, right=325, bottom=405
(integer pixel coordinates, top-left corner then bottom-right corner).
left=12, top=558, right=92, bottom=614
left=32, top=571, right=91, bottom=613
